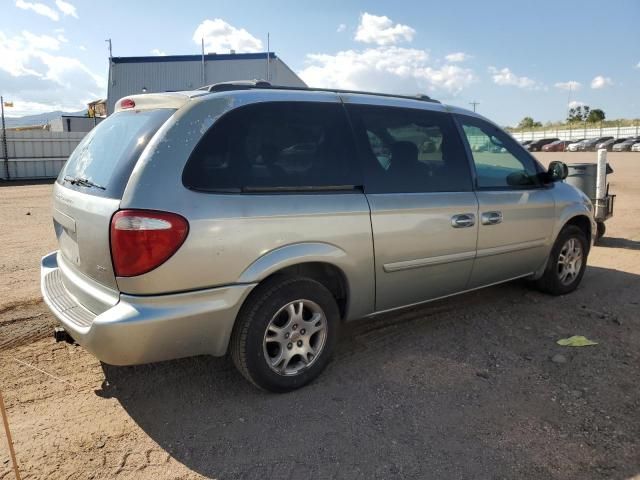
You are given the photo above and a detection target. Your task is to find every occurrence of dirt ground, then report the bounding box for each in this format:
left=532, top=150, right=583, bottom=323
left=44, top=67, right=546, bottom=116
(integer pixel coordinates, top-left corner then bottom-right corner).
left=1, top=153, right=639, bottom=480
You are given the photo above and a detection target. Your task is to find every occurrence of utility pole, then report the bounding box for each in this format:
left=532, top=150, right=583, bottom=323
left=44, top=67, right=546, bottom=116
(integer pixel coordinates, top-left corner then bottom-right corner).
left=201, top=37, right=205, bottom=86
left=469, top=100, right=479, bottom=112
left=266, top=33, right=270, bottom=82
left=105, top=39, right=113, bottom=115
left=1, top=96, right=9, bottom=181
left=105, top=38, right=112, bottom=58
left=566, top=83, right=572, bottom=121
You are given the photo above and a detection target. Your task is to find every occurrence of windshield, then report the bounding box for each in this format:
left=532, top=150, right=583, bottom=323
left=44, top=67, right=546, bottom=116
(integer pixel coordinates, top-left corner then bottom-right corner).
left=58, top=109, right=175, bottom=198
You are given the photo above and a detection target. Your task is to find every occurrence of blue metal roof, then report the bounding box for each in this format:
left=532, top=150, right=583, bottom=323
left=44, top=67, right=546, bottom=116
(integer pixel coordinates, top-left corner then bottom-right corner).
left=111, top=52, right=277, bottom=64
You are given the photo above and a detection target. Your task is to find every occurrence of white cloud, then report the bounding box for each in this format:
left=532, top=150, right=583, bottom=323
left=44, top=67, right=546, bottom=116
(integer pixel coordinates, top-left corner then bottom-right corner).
left=337, top=23, right=346, bottom=33
left=355, top=13, right=415, bottom=46
left=55, top=0, right=77, bottom=18
left=0, top=30, right=105, bottom=116
left=445, top=52, right=469, bottom=63
left=193, top=19, right=262, bottom=53
left=488, top=66, right=538, bottom=89
left=21, top=30, right=62, bottom=50
left=15, top=0, right=59, bottom=21
left=554, top=80, right=581, bottom=90
left=568, top=100, right=585, bottom=109
left=299, top=46, right=475, bottom=95
left=636, top=61, right=640, bottom=69
left=591, top=75, right=613, bottom=89
left=150, top=48, right=166, bottom=56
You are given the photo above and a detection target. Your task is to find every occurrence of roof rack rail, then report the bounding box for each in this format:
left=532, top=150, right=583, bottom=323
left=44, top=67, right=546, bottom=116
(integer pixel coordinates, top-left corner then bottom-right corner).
left=198, top=80, right=440, bottom=103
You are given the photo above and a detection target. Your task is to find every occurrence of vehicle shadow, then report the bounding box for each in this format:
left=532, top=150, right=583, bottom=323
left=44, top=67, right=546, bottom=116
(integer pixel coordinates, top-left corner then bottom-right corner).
left=99, top=265, right=640, bottom=480
left=597, top=236, right=640, bottom=250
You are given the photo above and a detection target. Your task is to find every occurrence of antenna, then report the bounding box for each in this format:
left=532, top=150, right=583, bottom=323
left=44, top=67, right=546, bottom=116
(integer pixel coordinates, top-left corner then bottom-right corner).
left=469, top=100, right=480, bottom=112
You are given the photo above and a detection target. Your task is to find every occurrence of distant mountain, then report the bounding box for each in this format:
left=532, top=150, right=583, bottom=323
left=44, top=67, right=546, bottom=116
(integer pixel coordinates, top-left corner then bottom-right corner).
left=4, top=110, right=87, bottom=127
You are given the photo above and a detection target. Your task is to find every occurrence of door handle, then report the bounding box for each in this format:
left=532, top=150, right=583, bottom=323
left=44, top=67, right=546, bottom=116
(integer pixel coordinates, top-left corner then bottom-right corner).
left=481, top=211, right=503, bottom=225
left=451, top=213, right=476, bottom=228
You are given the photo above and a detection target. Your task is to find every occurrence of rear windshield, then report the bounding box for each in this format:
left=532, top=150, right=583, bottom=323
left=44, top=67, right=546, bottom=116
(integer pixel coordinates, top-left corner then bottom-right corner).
left=58, top=109, right=174, bottom=198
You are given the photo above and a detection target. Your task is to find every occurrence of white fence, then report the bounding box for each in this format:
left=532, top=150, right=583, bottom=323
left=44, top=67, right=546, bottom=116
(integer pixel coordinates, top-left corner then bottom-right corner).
left=1, top=130, right=85, bottom=180
left=510, top=125, right=640, bottom=142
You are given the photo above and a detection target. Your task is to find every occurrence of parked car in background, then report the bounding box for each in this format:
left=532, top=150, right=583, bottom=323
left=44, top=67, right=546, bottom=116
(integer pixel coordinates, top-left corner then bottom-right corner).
left=578, top=137, right=614, bottom=152
left=40, top=83, right=595, bottom=392
left=520, top=140, right=533, bottom=147
left=612, top=137, right=640, bottom=152
left=567, top=140, right=588, bottom=152
left=632, top=142, right=640, bottom=152
left=527, top=138, right=560, bottom=151
left=596, top=138, right=628, bottom=151
left=542, top=140, right=579, bottom=152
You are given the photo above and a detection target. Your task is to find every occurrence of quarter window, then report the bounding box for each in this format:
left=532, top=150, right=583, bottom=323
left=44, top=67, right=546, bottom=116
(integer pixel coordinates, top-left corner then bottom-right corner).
left=458, top=115, right=542, bottom=189
left=347, top=105, right=472, bottom=193
left=183, top=102, right=359, bottom=192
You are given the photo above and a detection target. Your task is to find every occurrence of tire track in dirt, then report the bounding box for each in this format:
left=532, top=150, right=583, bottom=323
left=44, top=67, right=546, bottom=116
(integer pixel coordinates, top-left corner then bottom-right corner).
left=0, top=301, right=57, bottom=352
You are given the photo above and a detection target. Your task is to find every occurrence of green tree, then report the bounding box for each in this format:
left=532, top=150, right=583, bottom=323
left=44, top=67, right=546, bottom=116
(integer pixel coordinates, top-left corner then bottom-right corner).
left=518, top=116, right=543, bottom=129
left=587, top=109, right=606, bottom=123
left=567, top=105, right=593, bottom=123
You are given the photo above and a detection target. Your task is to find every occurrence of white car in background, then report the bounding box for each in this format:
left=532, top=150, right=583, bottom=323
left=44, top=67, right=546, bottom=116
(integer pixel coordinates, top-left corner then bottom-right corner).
left=567, top=140, right=587, bottom=152
left=632, top=142, right=640, bottom=152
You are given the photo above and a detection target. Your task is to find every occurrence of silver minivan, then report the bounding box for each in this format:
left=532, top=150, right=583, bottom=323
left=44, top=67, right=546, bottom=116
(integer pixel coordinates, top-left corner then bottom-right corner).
left=41, top=82, right=595, bottom=392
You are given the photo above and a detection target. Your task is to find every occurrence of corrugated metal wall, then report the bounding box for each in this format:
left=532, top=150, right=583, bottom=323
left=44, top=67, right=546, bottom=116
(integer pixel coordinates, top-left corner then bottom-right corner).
left=1, top=130, right=85, bottom=180
left=108, top=57, right=306, bottom=113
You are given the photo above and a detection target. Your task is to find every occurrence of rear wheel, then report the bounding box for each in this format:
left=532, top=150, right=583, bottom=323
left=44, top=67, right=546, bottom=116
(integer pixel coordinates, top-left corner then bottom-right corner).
left=230, top=276, right=339, bottom=392
left=596, top=221, right=606, bottom=240
left=535, top=225, right=588, bottom=295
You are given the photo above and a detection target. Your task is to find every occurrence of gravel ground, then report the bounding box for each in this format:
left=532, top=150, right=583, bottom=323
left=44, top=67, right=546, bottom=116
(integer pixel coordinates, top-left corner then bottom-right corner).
left=1, top=153, right=639, bottom=479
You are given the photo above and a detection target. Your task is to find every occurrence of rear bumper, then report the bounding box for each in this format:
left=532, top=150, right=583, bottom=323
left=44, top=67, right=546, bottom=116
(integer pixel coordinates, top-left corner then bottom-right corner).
left=41, top=251, right=256, bottom=365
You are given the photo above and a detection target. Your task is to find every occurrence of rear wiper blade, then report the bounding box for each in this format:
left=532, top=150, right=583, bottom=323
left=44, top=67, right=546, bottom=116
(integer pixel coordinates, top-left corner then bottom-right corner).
left=63, top=175, right=106, bottom=190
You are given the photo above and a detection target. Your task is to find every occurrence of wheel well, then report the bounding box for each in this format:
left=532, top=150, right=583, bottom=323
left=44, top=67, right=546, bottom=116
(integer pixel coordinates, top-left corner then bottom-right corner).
left=564, top=215, right=592, bottom=248
left=260, top=262, right=349, bottom=320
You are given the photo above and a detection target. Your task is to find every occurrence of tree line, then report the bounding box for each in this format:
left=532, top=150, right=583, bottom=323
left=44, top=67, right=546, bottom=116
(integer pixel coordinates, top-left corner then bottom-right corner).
left=517, top=105, right=606, bottom=129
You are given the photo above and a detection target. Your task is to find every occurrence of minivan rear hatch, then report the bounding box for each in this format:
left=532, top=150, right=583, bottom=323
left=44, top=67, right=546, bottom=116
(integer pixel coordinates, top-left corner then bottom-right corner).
left=53, top=108, right=174, bottom=312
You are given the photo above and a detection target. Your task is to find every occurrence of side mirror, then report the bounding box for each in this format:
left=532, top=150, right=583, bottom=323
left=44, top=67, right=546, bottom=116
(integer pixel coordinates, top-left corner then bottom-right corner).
left=547, top=161, right=568, bottom=182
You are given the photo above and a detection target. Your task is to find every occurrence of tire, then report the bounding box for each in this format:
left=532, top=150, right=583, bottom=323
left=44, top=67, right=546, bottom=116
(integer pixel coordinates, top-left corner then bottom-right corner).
left=596, top=221, right=606, bottom=240
left=535, top=225, right=588, bottom=295
left=230, top=276, right=339, bottom=392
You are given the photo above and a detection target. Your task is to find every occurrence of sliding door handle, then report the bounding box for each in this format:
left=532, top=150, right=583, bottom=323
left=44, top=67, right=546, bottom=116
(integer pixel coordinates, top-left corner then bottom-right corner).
left=481, top=211, right=503, bottom=225
left=451, top=213, right=476, bottom=228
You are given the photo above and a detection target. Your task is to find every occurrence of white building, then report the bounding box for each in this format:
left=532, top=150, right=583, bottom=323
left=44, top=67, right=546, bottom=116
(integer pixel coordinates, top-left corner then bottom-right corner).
left=49, top=115, right=104, bottom=132
left=107, top=52, right=306, bottom=114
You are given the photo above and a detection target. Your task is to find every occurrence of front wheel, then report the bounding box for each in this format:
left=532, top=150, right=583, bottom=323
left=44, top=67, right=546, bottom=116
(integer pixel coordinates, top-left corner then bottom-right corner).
left=230, top=276, right=339, bottom=392
left=535, top=225, right=588, bottom=295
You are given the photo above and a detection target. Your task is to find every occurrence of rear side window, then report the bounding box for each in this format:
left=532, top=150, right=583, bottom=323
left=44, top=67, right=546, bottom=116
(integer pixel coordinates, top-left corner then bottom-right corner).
left=183, top=102, right=359, bottom=192
left=346, top=105, right=472, bottom=193
left=58, top=109, right=174, bottom=198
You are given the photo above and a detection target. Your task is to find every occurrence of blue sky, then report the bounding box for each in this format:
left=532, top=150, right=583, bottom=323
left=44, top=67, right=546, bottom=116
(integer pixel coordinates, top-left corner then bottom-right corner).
left=1, top=0, right=639, bottom=125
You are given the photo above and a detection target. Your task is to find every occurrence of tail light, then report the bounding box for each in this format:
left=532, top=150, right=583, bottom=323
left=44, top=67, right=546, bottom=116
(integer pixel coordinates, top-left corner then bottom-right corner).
left=110, top=210, right=189, bottom=277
